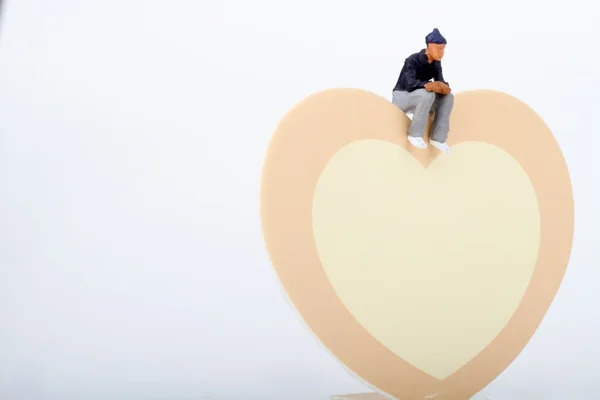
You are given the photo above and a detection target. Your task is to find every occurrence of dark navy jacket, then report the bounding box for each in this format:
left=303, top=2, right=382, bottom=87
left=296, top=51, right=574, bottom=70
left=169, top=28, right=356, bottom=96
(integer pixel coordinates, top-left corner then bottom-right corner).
left=393, top=49, right=449, bottom=92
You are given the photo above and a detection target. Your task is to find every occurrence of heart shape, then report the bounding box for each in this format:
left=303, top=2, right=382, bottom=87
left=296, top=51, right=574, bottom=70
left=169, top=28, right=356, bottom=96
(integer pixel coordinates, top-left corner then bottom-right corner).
left=260, top=88, right=573, bottom=399
left=313, top=139, right=541, bottom=380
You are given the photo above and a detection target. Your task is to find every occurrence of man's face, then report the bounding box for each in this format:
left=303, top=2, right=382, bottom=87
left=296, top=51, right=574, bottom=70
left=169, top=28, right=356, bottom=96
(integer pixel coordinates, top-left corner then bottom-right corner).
left=427, top=43, right=446, bottom=61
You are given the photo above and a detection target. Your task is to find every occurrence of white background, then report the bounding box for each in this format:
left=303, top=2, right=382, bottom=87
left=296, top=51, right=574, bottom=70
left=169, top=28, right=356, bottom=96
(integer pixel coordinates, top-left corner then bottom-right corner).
left=0, top=0, right=598, bottom=399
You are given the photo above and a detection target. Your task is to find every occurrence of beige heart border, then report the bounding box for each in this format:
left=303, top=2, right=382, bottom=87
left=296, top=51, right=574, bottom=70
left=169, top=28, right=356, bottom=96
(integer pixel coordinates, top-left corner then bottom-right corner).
left=260, top=88, right=574, bottom=399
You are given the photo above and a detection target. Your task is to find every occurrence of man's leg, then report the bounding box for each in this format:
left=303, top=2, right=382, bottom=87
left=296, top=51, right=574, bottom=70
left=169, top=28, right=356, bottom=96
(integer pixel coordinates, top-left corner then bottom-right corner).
left=392, top=89, right=436, bottom=149
left=429, top=93, right=454, bottom=153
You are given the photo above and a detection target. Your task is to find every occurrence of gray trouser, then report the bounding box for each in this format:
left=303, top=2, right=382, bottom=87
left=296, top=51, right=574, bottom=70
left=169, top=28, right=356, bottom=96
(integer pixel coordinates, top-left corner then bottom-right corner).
left=392, top=89, right=454, bottom=143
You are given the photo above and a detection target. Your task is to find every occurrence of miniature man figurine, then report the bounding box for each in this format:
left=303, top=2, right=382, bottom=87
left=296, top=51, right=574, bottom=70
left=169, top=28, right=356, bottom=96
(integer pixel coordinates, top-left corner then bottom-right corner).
left=392, top=28, right=454, bottom=153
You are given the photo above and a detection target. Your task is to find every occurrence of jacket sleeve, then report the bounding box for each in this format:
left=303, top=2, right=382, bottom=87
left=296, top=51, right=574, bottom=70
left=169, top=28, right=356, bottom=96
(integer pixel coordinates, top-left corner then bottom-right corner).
left=433, top=63, right=450, bottom=87
left=403, top=58, right=430, bottom=92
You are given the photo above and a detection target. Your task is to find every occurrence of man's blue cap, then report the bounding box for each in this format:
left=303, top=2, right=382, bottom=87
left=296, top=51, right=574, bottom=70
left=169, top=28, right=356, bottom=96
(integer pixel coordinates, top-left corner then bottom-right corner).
left=425, top=28, right=447, bottom=45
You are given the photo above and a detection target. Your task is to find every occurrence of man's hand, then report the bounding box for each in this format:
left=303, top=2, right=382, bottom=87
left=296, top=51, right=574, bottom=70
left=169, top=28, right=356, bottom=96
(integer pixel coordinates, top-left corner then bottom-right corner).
left=436, top=81, right=451, bottom=95
left=425, top=81, right=451, bottom=95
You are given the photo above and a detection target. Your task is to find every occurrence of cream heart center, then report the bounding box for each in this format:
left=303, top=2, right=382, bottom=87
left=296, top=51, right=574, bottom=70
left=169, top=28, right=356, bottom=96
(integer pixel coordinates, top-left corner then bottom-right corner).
left=312, top=139, right=540, bottom=380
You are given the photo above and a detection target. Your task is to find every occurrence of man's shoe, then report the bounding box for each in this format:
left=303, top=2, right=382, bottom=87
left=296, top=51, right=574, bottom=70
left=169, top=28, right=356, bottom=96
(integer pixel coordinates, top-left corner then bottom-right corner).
left=430, top=139, right=451, bottom=154
left=408, top=136, right=427, bottom=149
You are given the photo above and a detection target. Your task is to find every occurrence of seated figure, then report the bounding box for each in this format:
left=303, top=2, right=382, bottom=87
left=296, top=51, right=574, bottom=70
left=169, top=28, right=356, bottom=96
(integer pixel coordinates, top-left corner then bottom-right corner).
left=391, top=28, right=454, bottom=153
